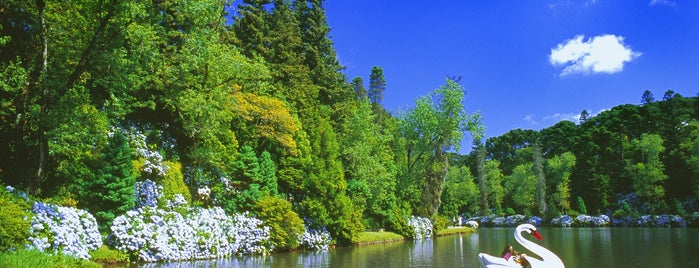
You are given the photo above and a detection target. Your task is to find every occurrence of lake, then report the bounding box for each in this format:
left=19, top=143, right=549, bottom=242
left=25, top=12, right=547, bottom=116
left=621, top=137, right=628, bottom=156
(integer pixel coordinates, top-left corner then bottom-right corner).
left=135, top=227, right=699, bottom=267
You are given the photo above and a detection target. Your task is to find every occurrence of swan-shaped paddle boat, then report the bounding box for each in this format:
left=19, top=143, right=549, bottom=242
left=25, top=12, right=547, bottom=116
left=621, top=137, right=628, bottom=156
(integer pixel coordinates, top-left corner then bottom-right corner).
left=478, top=223, right=564, bottom=268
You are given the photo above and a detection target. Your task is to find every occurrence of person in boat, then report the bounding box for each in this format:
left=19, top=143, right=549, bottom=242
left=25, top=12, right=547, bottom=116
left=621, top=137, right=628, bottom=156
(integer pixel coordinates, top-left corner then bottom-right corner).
left=501, top=244, right=515, bottom=261
left=501, top=244, right=531, bottom=268
left=512, top=250, right=532, bottom=268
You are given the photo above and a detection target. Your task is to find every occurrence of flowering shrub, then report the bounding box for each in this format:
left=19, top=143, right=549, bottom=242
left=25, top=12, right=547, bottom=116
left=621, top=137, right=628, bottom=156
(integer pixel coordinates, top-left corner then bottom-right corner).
left=407, top=216, right=433, bottom=240
left=491, top=217, right=505, bottom=226
left=574, top=214, right=610, bottom=227
left=134, top=179, right=162, bottom=208
left=127, top=128, right=169, bottom=177
left=27, top=202, right=102, bottom=260
left=550, top=215, right=574, bottom=227
left=504, top=215, right=526, bottom=226
left=299, top=226, right=332, bottom=251
left=527, top=216, right=543, bottom=226
left=110, top=205, right=271, bottom=262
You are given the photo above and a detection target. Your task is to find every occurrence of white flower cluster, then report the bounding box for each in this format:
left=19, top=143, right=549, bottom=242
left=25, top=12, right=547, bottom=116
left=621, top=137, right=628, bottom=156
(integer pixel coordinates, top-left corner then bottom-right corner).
left=165, top=194, right=187, bottom=210
left=134, top=179, right=163, bottom=208
left=576, top=214, right=610, bottom=227
left=407, top=216, right=433, bottom=240
left=27, top=202, right=102, bottom=260
left=127, top=129, right=168, bottom=176
left=110, top=205, right=271, bottom=262
left=197, top=186, right=211, bottom=201
left=299, top=227, right=332, bottom=251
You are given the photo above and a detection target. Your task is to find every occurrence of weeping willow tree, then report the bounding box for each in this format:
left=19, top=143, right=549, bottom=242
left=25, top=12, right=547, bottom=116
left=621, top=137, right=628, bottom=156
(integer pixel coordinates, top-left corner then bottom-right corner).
left=397, top=79, right=482, bottom=217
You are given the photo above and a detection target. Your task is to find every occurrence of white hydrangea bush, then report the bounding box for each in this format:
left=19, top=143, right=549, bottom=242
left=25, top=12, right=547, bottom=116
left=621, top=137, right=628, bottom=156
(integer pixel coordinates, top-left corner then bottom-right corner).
left=299, top=227, right=332, bottom=251
left=407, top=216, right=433, bottom=240
left=27, top=202, right=102, bottom=260
left=110, top=204, right=272, bottom=262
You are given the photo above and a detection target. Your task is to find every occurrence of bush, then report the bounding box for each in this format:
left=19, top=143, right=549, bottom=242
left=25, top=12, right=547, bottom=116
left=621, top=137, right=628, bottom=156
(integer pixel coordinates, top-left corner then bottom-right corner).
left=89, top=245, right=128, bottom=263
left=27, top=202, right=102, bottom=260
left=0, top=186, right=30, bottom=251
left=160, top=161, right=192, bottom=204
left=407, top=216, right=433, bottom=240
left=387, top=207, right=414, bottom=239
left=431, top=215, right=450, bottom=234
left=253, top=196, right=305, bottom=251
left=298, top=226, right=332, bottom=251
left=110, top=205, right=271, bottom=262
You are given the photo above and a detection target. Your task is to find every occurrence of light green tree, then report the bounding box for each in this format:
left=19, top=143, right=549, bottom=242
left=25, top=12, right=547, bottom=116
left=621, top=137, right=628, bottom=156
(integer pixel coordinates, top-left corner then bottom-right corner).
left=545, top=152, right=576, bottom=215
left=625, top=133, right=667, bottom=213
left=439, top=165, right=479, bottom=217
left=484, top=160, right=504, bottom=214
left=340, top=98, right=397, bottom=229
left=505, top=163, right=536, bottom=214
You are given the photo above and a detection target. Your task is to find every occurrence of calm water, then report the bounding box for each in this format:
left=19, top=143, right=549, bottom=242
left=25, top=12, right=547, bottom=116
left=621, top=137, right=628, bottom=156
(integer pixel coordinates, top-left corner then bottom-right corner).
left=136, top=227, right=699, bottom=268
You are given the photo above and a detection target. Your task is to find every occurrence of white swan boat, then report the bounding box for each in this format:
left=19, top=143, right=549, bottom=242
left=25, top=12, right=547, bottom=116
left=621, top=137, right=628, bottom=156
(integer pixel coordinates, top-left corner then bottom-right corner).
left=478, top=223, right=565, bottom=268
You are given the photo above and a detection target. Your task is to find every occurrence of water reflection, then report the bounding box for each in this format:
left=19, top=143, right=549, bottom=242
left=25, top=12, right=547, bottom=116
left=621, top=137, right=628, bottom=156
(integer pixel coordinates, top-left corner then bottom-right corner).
left=130, top=227, right=699, bottom=268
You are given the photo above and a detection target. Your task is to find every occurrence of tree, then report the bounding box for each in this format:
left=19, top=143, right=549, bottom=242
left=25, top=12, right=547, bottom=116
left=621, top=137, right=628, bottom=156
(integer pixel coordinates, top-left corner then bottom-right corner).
left=81, top=130, right=136, bottom=231
left=439, top=165, right=479, bottom=217
left=579, top=109, right=590, bottom=123
left=485, top=129, right=539, bottom=175
left=505, top=163, right=536, bottom=214
left=254, top=195, right=305, bottom=252
left=259, top=151, right=279, bottom=196
left=533, top=142, right=547, bottom=215
left=397, top=79, right=482, bottom=217
left=641, top=90, right=655, bottom=105
left=340, top=98, right=397, bottom=229
left=484, top=159, right=505, bottom=214
left=352, top=77, right=367, bottom=99
left=679, top=122, right=699, bottom=200
left=546, top=152, right=575, bottom=215
left=368, top=66, right=386, bottom=106
left=301, top=113, right=363, bottom=245
left=625, top=133, right=667, bottom=213
left=474, top=138, right=489, bottom=215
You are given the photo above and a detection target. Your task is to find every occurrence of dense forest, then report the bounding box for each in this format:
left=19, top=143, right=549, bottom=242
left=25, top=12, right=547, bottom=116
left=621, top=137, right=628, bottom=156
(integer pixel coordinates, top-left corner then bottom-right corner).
left=1, top=0, right=698, bottom=252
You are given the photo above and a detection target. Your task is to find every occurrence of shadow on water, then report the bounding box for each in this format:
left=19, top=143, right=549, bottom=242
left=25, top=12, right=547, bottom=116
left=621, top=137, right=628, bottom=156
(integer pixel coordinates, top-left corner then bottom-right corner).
left=111, top=227, right=699, bottom=268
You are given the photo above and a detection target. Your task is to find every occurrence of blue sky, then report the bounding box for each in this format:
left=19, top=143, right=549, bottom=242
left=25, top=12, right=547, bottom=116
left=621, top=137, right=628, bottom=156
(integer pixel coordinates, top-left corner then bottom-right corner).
left=324, top=0, right=699, bottom=153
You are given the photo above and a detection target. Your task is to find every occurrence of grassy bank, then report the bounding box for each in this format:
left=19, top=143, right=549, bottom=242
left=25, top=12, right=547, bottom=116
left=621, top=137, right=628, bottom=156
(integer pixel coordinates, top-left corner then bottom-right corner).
left=436, top=226, right=476, bottom=236
left=353, top=231, right=405, bottom=245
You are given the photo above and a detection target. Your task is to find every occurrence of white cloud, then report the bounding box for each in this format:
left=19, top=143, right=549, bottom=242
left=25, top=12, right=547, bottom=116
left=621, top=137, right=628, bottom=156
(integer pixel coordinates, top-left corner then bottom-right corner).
left=542, top=112, right=581, bottom=123
left=649, top=0, right=676, bottom=7
left=549, top=34, right=641, bottom=76
left=524, top=108, right=609, bottom=127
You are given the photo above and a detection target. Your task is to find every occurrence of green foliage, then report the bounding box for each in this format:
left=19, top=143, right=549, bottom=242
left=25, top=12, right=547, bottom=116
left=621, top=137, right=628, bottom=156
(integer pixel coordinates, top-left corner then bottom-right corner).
left=160, top=161, right=191, bottom=203
left=0, top=186, right=30, bottom=251
left=78, top=130, right=136, bottom=231
left=89, top=245, right=128, bottom=263
left=341, top=98, right=397, bottom=229
left=386, top=207, right=414, bottom=239
left=253, top=196, right=305, bottom=252
left=430, top=215, right=451, bottom=234
left=546, top=152, right=575, bottom=215
left=368, top=66, right=386, bottom=105
left=484, top=160, right=505, bottom=214
left=439, top=165, right=479, bottom=217
left=577, top=196, right=588, bottom=215
left=625, top=133, right=667, bottom=213
left=397, top=79, right=482, bottom=217
left=505, top=163, right=536, bottom=214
